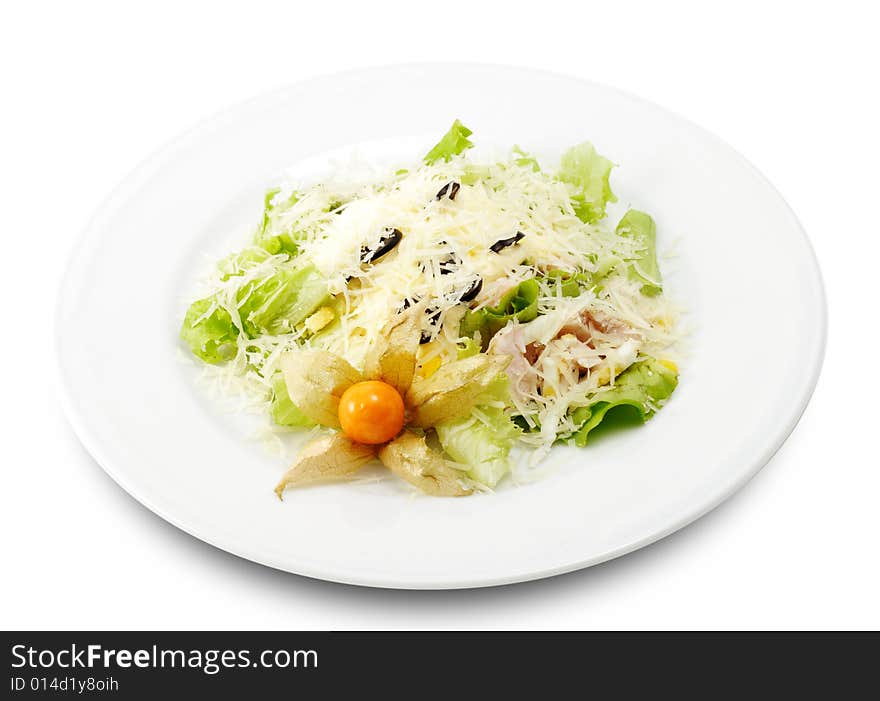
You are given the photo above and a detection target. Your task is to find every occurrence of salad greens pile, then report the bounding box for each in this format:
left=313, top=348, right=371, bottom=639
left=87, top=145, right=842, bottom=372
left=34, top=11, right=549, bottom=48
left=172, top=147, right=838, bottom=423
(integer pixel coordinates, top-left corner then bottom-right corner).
left=181, top=120, right=680, bottom=494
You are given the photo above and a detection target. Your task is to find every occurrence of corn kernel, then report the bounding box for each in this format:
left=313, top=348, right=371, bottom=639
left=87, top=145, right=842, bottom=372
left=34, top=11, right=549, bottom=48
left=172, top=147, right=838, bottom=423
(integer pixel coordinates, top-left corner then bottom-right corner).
left=419, top=355, right=442, bottom=379
left=304, top=306, right=335, bottom=334
left=659, top=359, right=678, bottom=374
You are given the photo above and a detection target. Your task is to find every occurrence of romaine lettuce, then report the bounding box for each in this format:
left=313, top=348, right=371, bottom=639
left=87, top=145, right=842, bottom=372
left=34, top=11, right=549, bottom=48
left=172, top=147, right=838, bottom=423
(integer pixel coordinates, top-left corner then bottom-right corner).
left=179, top=298, right=238, bottom=364
left=217, top=246, right=272, bottom=281
left=558, top=142, right=617, bottom=223
left=456, top=337, right=481, bottom=359
left=512, top=145, right=540, bottom=172
left=424, top=119, right=474, bottom=164
left=616, top=209, right=662, bottom=296
left=436, top=405, right=521, bottom=487
left=570, top=357, right=678, bottom=445
left=238, top=263, right=329, bottom=336
left=546, top=269, right=591, bottom=297
left=260, top=187, right=281, bottom=233
left=254, top=188, right=301, bottom=255
left=180, top=263, right=329, bottom=363
left=461, top=278, right=540, bottom=340
left=460, top=164, right=490, bottom=185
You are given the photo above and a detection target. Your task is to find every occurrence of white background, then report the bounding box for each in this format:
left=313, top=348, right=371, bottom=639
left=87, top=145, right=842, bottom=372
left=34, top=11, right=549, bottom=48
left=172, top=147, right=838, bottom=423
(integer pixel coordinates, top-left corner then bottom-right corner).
left=2, top=0, right=877, bottom=630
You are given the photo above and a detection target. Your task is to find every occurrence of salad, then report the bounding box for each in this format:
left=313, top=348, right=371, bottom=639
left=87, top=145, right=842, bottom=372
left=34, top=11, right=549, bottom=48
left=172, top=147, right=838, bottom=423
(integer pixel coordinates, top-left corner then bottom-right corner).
left=180, top=121, right=680, bottom=497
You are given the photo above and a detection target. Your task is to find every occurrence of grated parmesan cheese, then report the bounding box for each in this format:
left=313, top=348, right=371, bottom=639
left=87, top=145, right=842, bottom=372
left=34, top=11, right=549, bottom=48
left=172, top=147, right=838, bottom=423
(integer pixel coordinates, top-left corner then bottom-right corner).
left=187, top=146, right=681, bottom=460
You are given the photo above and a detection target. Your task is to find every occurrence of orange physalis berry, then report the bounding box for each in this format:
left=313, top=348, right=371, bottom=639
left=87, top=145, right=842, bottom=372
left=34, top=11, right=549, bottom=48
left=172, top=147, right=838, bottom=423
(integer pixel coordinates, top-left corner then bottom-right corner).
left=338, top=380, right=405, bottom=445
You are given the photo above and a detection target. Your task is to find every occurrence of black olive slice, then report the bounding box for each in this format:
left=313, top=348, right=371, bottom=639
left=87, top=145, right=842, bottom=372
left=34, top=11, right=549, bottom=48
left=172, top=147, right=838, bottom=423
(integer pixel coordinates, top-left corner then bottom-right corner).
left=458, top=276, right=483, bottom=303
left=439, top=251, right=461, bottom=274
left=360, top=228, right=402, bottom=263
left=489, top=231, right=525, bottom=254
left=419, top=305, right=442, bottom=344
left=399, top=297, right=441, bottom=343
left=435, top=181, right=461, bottom=201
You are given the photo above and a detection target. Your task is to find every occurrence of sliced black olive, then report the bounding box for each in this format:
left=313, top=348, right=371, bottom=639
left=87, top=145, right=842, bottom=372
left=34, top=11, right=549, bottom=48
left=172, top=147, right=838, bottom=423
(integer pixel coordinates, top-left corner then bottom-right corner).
left=398, top=295, right=422, bottom=313
left=398, top=297, right=440, bottom=343
left=458, top=276, right=483, bottom=303
left=418, top=240, right=460, bottom=275
left=419, top=305, right=442, bottom=344
left=360, top=228, right=402, bottom=263
left=435, top=181, right=461, bottom=201
left=490, top=231, right=526, bottom=254
left=439, top=251, right=461, bottom=274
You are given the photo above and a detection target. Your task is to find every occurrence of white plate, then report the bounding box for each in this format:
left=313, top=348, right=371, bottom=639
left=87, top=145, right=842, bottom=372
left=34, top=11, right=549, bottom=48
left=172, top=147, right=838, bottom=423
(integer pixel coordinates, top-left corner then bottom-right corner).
left=57, top=64, right=826, bottom=589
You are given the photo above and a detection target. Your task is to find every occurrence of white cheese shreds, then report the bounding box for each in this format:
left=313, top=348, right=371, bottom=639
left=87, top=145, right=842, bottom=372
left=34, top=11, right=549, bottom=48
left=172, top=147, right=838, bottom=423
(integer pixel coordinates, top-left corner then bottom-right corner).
left=185, top=146, right=681, bottom=461
left=295, top=156, right=638, bottom=367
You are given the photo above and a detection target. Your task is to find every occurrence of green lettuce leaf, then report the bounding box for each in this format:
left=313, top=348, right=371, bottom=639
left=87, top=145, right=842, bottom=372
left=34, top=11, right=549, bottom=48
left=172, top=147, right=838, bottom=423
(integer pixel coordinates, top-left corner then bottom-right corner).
left=260, top=187, right=281, bottom=233
left=460, top=164, right=490, bottom=185
left=461, top=278, right=540, bottom=342
left=238, top=263, right=329, bottom=336
left=570, top=357, right=678, bottom=446
left=436, top=403, right=520, bottom=488
left=270, top=373, right=315, bottom=427
left=424, top=119, right=474, bottom=164
left=217, top=246, right=272, bottom=281
left=180, top=298, right=239, bottom=364
left=546, top=269, right=590, bottom=297
left=456, top=337, right=482, bottom=359
left=558, top=142, right=617, bottom=223
left=512, top=145, right=540, bottom=172
left=254, top=188, right=302, bottom=255
left=181, top=260, right=329, bottom=363
left=616, top=209, right=662, bottom=296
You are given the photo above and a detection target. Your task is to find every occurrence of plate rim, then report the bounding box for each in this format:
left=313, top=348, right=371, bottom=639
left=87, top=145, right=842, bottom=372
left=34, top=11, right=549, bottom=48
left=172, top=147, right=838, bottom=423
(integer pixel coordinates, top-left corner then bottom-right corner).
left=55, top=62, right=828, bottom=589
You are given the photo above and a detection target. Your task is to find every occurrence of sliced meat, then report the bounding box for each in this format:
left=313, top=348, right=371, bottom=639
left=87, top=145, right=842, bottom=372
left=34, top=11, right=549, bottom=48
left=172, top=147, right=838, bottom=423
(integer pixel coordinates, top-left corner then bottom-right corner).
left=524, top=341, right=545, bottom=365
left=557, top=310, right=621, bottom=345
left=488, top=325, right=538, bottom=398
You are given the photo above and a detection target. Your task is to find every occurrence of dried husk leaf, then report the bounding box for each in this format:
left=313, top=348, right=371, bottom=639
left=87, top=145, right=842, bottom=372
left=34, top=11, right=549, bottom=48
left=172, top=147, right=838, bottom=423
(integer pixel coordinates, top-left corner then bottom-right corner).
left=280, top=350, right=362, bottom=427
left=377, top=430, right=472, bottom=497
left=362, top=301, right=425, bottom=395
left=406, top=354, right=511, bottom=427
left=274, top=433, right=376, bottom=497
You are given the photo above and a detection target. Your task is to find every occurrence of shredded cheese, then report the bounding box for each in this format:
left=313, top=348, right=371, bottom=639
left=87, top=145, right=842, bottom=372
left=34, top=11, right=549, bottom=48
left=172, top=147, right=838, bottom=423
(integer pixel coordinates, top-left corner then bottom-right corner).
left=188, top=148, right=681, bottom=459
left=293, top=156, right=639, bottom=367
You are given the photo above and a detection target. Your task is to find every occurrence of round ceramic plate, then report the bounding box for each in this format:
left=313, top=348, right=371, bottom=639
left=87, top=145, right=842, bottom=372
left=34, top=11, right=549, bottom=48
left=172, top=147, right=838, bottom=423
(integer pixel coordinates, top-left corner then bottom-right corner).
left=57, top=64, right=825, bottom=589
